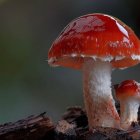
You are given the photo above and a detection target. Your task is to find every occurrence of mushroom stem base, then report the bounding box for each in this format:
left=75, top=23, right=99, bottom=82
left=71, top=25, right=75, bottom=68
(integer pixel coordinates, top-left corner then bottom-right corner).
left=120, top=99, right=139, bottom=130
left=83, top=59, right=120, bottom=129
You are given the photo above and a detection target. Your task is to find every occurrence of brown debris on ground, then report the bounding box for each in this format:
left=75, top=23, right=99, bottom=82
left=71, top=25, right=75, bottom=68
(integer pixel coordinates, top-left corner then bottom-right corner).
left=0, top=112, right=54, bottom=140
left=0, top=105, right=140, bottom=140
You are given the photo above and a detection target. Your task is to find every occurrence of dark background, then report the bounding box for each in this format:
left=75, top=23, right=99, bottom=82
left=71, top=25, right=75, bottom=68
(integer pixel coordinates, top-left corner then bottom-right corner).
left=0, top=0, right=140, bottom=123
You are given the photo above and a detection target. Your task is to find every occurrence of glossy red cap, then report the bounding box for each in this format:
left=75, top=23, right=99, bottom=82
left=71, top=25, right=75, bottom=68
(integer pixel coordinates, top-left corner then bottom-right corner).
left=48, top=13, right=140, bottom=69
left=114, top=80, right=140, bottom=100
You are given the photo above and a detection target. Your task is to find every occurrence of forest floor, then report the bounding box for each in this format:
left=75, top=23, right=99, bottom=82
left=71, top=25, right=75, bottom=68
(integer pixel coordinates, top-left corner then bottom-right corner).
left=0, top=104, right=140, bottom=140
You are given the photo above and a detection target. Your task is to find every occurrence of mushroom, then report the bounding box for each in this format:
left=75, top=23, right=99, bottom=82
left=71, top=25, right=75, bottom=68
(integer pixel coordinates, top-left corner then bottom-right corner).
left=114, top=80, right=140, bottom=130
left=48, top=13, right=140, bottom=129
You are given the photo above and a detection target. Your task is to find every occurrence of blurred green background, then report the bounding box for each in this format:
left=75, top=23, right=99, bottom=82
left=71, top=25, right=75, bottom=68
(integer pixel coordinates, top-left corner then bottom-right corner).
left=0, top=0, right=140, bottom=123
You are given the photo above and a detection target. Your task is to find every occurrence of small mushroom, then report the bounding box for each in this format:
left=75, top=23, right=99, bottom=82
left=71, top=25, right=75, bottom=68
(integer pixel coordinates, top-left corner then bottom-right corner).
left=114, top=80, right=140, bottom=130
left=48, top=13, right=140, bottom=129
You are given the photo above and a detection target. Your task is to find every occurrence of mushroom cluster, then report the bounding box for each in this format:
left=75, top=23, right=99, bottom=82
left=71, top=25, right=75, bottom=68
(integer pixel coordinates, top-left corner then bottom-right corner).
left=114, top=80, right=140, bottom=130
left=48, top=13, right=140, bottom=130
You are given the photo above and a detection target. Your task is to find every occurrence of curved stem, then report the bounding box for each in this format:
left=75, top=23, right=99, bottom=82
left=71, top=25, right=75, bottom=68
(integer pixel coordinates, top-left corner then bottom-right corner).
left=83, top=59, right=120, bottom=129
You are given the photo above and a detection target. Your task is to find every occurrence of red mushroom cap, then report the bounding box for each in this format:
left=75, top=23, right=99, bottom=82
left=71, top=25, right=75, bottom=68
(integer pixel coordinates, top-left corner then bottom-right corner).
left=115, top=80, right=140, bottom=100
left=48, top=13, right=140, bottom=69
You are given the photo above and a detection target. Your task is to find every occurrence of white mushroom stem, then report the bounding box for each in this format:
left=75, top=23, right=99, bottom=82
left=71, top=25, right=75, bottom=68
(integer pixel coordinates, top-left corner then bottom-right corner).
left=83, top=59, right=120, bottom=129
left=119, top=99, right=139, bottom=130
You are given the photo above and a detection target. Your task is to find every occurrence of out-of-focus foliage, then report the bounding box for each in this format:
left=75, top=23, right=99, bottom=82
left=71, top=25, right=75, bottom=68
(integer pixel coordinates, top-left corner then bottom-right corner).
left=0, top=0, right=8, bottom=5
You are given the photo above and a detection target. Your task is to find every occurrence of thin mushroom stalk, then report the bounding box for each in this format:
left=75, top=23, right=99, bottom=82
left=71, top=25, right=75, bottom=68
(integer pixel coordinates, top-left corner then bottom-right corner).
left=83, top=59, right=120, bottom=129
left=119, top=100, right=139, bottom=129
left=115, top=80, right=140, bottom=130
